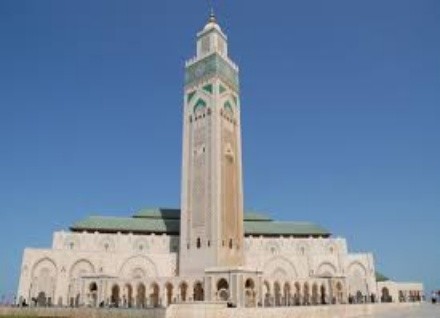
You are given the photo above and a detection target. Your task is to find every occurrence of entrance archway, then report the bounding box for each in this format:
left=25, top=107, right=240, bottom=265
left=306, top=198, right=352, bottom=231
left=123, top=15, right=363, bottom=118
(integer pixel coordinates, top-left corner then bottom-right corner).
left=335, top=282, right=343, bottom=304
left=244, top=278, right=256, bottom=307
left=36, top=291, right=47, bottom=307
left=303, top=283, right=310, bottom=305
left=136, top=283, right=146, bottom=308
left=320, top=284, right=327, bottom=304
left=111, top=284, right=120, bottom=307
left=89, top=282, right=98, bottom=307
left=312, top=283, right=318, bottom=305
left=274, top=282, right=281, bottom=306
left=125, top=284, right=133, bottom=307
left=165, top=283, right=173, bottom=305
left=263, top=281, right=271, bottom=306
left=381, top=287, right=391, bottom=303
left=217, top=279, right=229, bottom=301
left=284, top=283, right=291, bottom=306
left=179, top=282, right=188, bottom=302
left=194, top=282, right=204, bottom=301
left=294, top=282, right=301, bottom=305
left=150, top=283, right=160, bottom=307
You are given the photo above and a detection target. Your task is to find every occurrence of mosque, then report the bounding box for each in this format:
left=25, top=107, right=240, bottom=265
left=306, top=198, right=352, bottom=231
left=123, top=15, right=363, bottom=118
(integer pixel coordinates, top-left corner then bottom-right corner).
left=17, top=13, right=423, bottom=309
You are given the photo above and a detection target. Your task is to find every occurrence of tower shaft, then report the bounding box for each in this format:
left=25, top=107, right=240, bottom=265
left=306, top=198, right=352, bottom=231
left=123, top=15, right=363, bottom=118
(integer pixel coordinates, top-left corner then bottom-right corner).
left=179, top=15, right=244, bottom=276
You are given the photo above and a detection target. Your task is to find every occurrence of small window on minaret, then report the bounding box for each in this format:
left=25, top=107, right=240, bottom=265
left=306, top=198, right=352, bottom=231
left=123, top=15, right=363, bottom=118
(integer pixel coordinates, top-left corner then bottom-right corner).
left=197, top=238, right=201, bottom=249
left=218, top=38, right=225, bottom=55
left=201, top=36, right=210, bottom=55
left=229, top=239, right=233, bottom=249
left=207, top=240, right=211, bottom=247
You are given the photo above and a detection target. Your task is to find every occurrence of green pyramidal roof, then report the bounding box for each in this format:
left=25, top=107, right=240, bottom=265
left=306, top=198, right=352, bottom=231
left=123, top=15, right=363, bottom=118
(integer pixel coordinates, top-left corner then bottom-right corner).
left=375, top=272, right=390, bottom=282
left=70, top=207, right=331, bottom=237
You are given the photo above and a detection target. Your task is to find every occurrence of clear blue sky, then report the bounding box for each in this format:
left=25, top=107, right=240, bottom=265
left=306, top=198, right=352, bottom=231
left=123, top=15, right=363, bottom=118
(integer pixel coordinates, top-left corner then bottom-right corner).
left=0, top=0, right=439, bottom=298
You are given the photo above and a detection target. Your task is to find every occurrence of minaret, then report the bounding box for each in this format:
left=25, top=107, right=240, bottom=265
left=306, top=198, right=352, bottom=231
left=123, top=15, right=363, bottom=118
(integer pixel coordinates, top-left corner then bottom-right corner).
left=179, top=13, right=244, bottom=276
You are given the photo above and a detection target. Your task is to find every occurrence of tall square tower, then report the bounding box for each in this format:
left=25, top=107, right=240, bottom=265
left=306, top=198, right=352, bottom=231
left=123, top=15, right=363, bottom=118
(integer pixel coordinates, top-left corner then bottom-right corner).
left=179, top=14, right=244, bottom=276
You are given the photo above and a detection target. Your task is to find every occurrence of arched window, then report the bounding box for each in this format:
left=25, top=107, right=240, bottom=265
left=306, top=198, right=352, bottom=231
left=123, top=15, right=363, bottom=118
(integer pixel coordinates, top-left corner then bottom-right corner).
left=193, top=99, right=207, bottom=114
left=196, top=238, right=201, bottom=249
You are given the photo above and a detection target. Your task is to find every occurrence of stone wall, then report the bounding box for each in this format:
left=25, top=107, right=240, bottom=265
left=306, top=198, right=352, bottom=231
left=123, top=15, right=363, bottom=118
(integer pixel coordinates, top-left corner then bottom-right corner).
left=0, top=307, right=166, bottom=318
left=0, top=303, right=421, bottom=318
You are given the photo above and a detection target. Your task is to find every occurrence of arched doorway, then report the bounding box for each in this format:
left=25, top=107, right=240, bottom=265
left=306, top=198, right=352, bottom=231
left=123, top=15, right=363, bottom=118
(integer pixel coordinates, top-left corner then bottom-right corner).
left=274, top=282, right=281, bottom=306
left=303, top=283, right=310, bottom=305
left=111, top=285, right=120, bottom=307
left=381, top=287, right=391, bottom=303
left=312, top=283, right=318, bottom=305
left=89, top=282, right=98, bottom=307
left=217, top=278, right=229, bottom=301
left=165, top=283, right=173, bottom=305
left=320, top=284, right=327, bottom=304
left=136, top=283, right=146, bottom=308
left=150, top=283, right=160, bottom=307
left=283, top=283, right=291, bottom=306
left=36, top=291, right=47, bottom=307
left=263, top=281, right=271, bottom=306
left=74, top=293, right=80, bottom=307
left=335, top=282, right=343, bottom=304
left=294, top=282, right=301, bottom=306
left=356, top=290, right=364, bottom=303
left=125, top=284, right=133, bottom=307
left=244, top=278, right=256, bottom=307
left=194, top=282, right=204, bottom=301
left=179, top=282, right=188, bottom=302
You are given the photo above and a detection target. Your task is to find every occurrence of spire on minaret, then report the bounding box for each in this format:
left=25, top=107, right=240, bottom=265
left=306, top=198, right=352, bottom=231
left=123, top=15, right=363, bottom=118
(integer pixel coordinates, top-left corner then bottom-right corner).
left=209, top=5, right=216, bottom=23
left=195, top=3, right=228, bottom=58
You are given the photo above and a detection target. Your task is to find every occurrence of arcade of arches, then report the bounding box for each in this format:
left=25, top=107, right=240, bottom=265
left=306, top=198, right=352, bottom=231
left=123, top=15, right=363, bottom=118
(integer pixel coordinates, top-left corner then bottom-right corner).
left=60, top=277, right=353, bottom=308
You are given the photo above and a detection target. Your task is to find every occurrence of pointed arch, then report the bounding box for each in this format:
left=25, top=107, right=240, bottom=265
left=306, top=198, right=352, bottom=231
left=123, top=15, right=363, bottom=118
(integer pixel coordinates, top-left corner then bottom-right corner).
left=347, top=261, right=368, bottom=296
left=31, top=257, right=58, bottom=278
left=316, top=262, right=338, bottom=277
left=69, top=259, right=94, bottom=279
left=119, top=255, right=158, bottom=279
left=263, top=255, right=298, bottom=279
left=223, top=100, right=233, bottom=114
left=193, top=98, right=207, bottom=113
left=347, top=261, right=367, bottom=276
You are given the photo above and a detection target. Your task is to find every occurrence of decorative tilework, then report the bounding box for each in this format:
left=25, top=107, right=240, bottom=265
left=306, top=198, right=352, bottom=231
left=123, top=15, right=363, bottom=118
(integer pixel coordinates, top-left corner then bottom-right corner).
left=219, top=84, right=227, bottom=94
left=203, top=84, right=213, bottom=94
left=185, top=53, right=239, bottom=91
left=224, top=101, right=233, bottom=113
left=194, top=98, right=207, bottom=113
left=187, top=91, right=196, bottom=103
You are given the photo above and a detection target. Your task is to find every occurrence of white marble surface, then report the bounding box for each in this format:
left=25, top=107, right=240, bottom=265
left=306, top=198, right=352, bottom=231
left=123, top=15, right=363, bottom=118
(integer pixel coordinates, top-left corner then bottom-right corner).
left=358, top=304, right=439, bottom=318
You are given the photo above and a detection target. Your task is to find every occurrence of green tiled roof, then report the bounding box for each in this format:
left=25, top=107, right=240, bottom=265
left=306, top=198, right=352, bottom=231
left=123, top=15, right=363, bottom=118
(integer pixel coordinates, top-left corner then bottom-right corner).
left=133, top=208, right=181, bottom=219
left=133, top=208, right=272, bottom=222
left=243, top=212, right=272, bottom=222
left=244, top=221, right=329, bottom=236
left=71, top=208, right=331, bottom=237
left=375, top=272, right=390, bottom=282
left=71, top=216, right=180, bottom=234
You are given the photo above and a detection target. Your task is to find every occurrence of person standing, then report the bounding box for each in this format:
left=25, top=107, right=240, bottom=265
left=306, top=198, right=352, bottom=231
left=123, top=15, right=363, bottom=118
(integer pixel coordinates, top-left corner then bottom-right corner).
left=431, top=291, right=437, bottom=304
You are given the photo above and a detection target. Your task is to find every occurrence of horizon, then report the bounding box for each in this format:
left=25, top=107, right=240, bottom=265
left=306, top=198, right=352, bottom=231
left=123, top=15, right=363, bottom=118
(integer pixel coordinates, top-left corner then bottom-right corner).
left=1, top=0, right=439, bottom=297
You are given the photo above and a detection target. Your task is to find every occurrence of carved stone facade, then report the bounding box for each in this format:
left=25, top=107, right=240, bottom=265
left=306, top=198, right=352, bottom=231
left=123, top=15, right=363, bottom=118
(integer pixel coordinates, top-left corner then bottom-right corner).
left=18, top=231, right=382, bottom=307
left=17, top=13, right=423, bottom=309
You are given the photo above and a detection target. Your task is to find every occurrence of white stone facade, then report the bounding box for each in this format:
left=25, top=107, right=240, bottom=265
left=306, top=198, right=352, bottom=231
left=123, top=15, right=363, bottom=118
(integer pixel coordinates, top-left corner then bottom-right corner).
left=17, top=230, right=380, bottom=307
left=16, top=13, right=423, bottom=309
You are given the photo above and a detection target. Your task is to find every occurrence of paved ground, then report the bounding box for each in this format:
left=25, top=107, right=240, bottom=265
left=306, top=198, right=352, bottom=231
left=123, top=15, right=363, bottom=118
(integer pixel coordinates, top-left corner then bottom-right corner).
left=359, top=304, right=440, bottom=318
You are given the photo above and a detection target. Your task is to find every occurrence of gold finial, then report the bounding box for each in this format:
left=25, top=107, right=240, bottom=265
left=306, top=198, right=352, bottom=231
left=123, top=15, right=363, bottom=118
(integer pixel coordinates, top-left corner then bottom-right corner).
left=207, top=0, right=216, bottom=23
